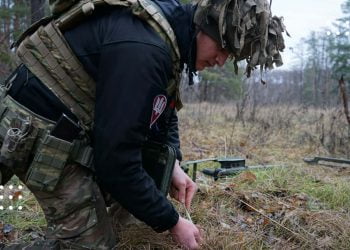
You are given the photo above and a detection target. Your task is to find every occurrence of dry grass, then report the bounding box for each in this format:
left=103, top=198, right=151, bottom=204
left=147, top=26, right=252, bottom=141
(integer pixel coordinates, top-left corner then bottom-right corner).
left=1, top=103, right=350, bottom=249
left=179, top=103, right=349, bottom=162
left=115, top=103, right=350, bottom=249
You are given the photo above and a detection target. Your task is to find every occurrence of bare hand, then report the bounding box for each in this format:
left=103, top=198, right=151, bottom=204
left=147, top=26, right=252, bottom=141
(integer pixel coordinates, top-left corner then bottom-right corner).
left=170, top=160, right=197, bottom=209
left=170, top=217, right=202, bottom=250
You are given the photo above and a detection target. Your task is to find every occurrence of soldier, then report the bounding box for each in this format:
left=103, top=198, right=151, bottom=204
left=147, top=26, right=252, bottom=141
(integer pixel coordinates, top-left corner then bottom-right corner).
left=0, top=0, right=286, bottom=249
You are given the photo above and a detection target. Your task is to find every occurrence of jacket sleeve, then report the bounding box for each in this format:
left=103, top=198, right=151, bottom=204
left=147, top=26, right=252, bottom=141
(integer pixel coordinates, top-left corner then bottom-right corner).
left=93, top=41, right=179, bottom=232
left=165, top=110, right=183, bottom=161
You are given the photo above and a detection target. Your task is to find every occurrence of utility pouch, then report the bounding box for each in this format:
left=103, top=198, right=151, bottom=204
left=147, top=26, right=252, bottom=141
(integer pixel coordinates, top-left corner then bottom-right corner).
left=0, top=115, right=32, bottom=161
left=142, top=141, right=176, bottom=196
left=0, top=109, right=39, bottom=179
left=25, top=132, right=73, bottom=192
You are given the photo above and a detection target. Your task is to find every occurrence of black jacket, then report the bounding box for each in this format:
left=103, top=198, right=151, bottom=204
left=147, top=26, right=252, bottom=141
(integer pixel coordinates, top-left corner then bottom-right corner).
left=9, top=0, right=196, bottom=232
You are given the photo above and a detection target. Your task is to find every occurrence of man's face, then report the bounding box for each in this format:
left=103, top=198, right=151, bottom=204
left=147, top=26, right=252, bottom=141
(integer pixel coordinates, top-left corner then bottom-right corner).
left=195, top=31, right=230, bottom=71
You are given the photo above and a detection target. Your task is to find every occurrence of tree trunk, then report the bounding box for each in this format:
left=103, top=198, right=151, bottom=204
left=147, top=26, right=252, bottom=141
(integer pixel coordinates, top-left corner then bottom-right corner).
left=339, top=76, right=350, bottom=157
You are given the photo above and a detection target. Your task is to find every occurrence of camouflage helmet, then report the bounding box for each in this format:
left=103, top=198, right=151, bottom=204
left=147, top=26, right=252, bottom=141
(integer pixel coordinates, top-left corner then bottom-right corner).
left=194, top=0, right=288, bottom=77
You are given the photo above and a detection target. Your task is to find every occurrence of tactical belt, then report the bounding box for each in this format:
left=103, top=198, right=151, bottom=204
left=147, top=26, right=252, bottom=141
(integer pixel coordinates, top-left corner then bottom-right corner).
left=0, top=84, right=94, bottom=172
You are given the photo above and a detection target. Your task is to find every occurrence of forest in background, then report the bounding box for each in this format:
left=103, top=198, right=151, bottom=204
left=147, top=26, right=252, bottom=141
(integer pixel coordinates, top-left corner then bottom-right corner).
left=181, top=1, right=350, bottom=113
left=0, top=0, right=46, bottom=78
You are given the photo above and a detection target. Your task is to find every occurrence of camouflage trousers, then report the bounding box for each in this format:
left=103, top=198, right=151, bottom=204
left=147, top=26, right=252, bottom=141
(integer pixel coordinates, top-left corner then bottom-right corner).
left=3, top=163, right=118, bottom=250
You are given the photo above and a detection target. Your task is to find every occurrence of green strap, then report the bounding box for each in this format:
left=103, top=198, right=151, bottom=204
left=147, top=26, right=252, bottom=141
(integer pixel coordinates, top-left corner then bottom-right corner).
left=70, top=140, right=94, bottom=171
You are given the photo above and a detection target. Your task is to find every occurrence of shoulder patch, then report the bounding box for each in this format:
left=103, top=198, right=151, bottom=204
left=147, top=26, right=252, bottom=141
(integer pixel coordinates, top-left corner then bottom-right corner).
left=150, top=95, right=167, bottom=128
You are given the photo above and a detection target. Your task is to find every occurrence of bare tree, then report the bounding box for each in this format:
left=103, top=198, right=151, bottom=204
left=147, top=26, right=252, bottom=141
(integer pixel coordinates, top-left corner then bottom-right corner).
left=339, top=75, right=350, bottom=157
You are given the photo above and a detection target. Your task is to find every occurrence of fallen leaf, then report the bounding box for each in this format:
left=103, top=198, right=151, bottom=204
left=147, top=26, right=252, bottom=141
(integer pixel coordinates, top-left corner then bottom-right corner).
left=245, top=217, right=254, bottom=224
left=263, top=217, right=270, bottom=226
left=262, top=204, right=284, bottom=213
left=237, top=171, right=257, bottom=184
left=11, top=191, right=23, bottom=202
left=220, top=222, right=231, bottom=229
left=0, top=222, right=3, bottom=241
left=237, top=195, right=255, bottom=212
left=224, top=183, right=237, bottom=191
left=6, top=230, right=18, bottom=242
left=288, top=194, right=308, bottom=207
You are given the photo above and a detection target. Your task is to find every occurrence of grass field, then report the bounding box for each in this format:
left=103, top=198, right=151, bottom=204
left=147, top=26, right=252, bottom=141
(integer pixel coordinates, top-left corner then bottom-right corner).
left=1, top=103, right=350, bottom=249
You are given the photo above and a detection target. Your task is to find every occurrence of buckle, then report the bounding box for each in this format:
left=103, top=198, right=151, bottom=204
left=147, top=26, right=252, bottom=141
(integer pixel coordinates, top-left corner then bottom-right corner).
left=2, top=73, right=17, bottom=92
left=82, top=2, right=95, bottom=15
left=71, top=140, right=95, bottom=171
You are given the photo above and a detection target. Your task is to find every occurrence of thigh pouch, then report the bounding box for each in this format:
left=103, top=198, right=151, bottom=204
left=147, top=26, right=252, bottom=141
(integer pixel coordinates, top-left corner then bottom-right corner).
left=0, top=92, right=93, bottom=192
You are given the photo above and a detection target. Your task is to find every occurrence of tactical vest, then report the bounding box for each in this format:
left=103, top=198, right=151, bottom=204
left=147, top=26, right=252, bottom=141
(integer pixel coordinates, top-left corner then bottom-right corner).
left=14, top=0, right=183, bottom=130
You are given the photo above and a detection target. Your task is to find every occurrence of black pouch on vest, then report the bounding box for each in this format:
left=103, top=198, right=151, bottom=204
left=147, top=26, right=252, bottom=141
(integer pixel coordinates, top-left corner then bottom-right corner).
left=142, top=141, right=176, bottom=196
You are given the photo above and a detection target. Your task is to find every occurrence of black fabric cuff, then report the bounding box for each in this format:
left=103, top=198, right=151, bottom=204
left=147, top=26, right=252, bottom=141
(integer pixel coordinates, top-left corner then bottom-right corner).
left=153, top=209, right=179, bottom=233
left=175, top=148, right=183, bottom=162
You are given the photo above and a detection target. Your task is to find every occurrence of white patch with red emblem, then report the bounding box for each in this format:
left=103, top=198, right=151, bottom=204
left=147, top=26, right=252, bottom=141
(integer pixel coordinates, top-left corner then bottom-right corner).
left=150, top=95, right=167, bottom=128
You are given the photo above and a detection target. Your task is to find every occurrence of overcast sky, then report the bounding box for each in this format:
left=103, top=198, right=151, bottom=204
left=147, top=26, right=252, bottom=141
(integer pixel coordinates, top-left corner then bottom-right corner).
left=271, top=0, right=346, bottom=69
